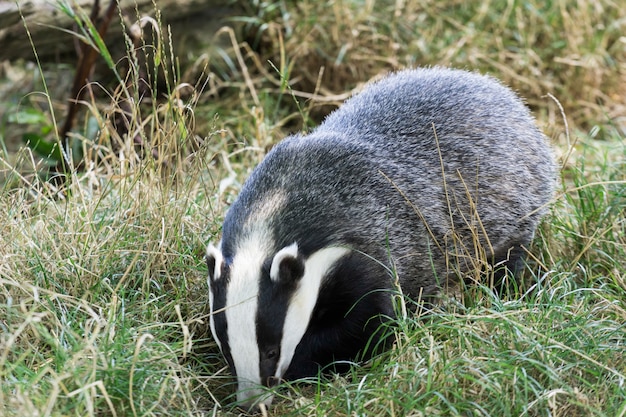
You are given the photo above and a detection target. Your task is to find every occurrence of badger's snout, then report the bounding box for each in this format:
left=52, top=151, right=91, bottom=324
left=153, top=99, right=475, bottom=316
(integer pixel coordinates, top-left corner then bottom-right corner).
left=236, top=384, right=273, bottom=414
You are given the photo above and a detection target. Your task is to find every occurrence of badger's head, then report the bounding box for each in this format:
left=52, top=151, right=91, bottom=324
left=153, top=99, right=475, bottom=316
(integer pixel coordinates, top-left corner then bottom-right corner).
left=205, top=240, right=349, bottom=412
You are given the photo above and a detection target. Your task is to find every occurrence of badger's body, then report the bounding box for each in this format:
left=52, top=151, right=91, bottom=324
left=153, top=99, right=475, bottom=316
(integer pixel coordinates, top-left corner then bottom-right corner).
left=206, top=68, right=556, bottom=411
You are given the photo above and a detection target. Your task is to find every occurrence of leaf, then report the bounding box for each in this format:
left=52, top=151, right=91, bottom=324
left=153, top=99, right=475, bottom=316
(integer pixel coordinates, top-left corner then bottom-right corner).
left=22, top=133, right=64, bottom=162
left=8, top=108, right=49, bottom=126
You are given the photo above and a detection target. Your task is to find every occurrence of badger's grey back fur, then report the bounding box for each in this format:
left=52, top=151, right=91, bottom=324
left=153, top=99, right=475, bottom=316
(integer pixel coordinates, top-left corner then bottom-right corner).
left=207, top=67, right=556, bottom=411
left=225, top=67, right=554, bottom=293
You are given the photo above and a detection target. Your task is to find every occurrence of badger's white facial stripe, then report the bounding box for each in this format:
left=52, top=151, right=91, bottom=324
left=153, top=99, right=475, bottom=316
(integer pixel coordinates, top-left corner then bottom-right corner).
left=206, top=243, right=224, bottom=351
left=206, top=243, right=223, bottom=281
left=236, top=382, right=273, bottom=411
left=225, top=240, right=267, bottom=401
left=208, top=289, right=221, bottom=352
left=244, top=190, right=288, bottom=229
left=275, top=246, right=350, bottom=378
left=270, top=243, right=299, bottom=282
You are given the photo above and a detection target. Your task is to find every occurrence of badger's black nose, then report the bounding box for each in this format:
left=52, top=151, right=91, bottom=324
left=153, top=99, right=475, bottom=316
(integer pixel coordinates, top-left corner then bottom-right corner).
left=266, top=376, right=280, bottom=388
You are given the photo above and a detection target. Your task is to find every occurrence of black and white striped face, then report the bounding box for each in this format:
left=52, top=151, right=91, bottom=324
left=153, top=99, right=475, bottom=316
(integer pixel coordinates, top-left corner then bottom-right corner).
left=206, top=240, right=349, bottom=411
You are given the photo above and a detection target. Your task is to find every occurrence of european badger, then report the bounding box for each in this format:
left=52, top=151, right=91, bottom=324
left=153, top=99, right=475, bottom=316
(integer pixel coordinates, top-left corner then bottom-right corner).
left=206, top=67, right=556, bottom=411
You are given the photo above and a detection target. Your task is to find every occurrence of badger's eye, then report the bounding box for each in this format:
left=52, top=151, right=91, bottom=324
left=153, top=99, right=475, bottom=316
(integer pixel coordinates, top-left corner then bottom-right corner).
left=267, top=349, right=278, bottom=360
left=260, top=347, right=281, bottom=386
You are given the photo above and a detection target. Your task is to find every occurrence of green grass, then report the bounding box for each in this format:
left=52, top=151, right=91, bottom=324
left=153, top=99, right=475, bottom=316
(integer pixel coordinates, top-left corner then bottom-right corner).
left=1, top=0, right=625, bottom=416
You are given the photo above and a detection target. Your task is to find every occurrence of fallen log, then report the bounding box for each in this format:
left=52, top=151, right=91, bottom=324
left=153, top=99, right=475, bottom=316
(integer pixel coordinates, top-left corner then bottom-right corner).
left=0, top=0, right=233, bottom=61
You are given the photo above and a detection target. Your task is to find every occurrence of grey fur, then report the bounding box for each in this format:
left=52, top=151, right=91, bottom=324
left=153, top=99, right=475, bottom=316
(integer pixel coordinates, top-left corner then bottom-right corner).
left=221, top=67, right=556, bottom=299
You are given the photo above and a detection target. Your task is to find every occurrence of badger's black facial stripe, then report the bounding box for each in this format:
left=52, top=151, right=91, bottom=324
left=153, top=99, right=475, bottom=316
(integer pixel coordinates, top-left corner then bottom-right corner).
left=209, top=274, right=236, bottom=376
left=255, top=271, right=300, bottom=383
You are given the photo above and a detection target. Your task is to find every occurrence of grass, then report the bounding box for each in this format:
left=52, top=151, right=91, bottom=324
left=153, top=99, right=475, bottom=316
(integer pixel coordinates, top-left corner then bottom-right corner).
left=1, top=0, right=625, bottom=416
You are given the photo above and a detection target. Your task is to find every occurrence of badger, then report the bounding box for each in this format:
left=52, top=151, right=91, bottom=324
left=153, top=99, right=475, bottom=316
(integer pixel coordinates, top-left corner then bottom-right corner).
left=206, top=67, right=556, bottom=411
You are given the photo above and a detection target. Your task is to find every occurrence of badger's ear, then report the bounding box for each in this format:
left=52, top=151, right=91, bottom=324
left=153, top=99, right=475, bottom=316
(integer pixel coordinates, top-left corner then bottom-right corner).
left=206, top=243, right=223, bottom=282
left=270, top=243, right=304, bottom=284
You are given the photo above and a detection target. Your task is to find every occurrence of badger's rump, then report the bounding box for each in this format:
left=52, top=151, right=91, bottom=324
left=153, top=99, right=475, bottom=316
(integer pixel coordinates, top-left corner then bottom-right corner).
left=221, top=68, right=556, bottom=299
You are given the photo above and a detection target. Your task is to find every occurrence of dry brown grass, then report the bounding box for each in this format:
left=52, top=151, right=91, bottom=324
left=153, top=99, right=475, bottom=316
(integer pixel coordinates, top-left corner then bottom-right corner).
left=210, top=0, right=625, bottom=137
